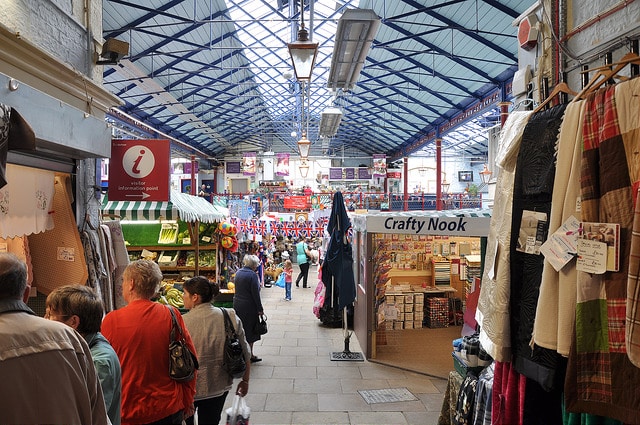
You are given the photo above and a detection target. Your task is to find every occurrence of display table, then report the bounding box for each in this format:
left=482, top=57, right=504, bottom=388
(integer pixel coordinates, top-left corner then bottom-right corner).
left=213, top=290, right=234, bottom=308
left=438, top=370, right=463, bottom=425
left=421, top=286, right=457, bottom=298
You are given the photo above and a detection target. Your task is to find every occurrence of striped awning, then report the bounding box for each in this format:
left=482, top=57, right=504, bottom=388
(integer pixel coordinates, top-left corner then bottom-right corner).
left=102, top=191, right=226, bottom=223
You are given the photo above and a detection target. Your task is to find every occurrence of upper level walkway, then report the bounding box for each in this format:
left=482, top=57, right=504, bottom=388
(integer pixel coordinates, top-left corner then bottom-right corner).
left=207, top=191, right=484, bottom=215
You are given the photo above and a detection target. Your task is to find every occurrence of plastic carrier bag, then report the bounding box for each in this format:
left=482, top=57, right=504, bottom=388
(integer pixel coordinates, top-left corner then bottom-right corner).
left=274, top=272, right=285, bottom=288
left=226, top=394, right=251, bottom=425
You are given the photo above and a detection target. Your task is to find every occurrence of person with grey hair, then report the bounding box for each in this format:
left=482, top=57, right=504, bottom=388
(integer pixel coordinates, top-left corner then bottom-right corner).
left=233, top=254, right=265, bottom=362
left=0, top=253, right=109, bottom=424
left=46, top=284, right=122, bottom=425
left=102, top=259, right=197, bottom=424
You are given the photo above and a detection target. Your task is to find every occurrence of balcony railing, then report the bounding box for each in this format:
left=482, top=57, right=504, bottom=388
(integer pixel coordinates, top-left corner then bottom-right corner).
left=206, top=191, right=483, bottom=215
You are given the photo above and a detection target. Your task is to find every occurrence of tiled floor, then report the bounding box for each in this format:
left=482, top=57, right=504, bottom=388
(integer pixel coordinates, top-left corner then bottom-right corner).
left=218, top=265, right=449, bottom=425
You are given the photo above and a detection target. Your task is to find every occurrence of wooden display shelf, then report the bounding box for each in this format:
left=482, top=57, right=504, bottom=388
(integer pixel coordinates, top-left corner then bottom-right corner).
left=431, top=259, right=451, bottom=286
left=127, top=245, right=217, bottom=251
left=160, top=266, right=216, bottom=272
left=388, top=269, right=432, bottom=277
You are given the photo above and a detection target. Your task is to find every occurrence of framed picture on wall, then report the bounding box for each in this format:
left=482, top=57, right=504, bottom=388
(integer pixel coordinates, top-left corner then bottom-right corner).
left=181, top=179, right=192, bottom=194
left=458, top=171, right=473, bottom=182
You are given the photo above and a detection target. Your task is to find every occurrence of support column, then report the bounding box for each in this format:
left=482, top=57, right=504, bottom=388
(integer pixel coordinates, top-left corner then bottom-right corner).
left=403, top=157, right=409, bottom=211
left=190, top=155, right=197, bottom=195
left=436, top=138, right=443, bottom=211
left=499, top=101, right=510, bottom=128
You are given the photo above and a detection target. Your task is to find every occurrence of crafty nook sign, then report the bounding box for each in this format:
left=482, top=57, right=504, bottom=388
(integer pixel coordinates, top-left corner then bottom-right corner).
left=354, top=213, right=490, bottom=237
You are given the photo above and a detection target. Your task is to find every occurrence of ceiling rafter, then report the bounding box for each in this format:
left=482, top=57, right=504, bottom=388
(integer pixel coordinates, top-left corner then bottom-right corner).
left=102, top=0, right=531, bottom=160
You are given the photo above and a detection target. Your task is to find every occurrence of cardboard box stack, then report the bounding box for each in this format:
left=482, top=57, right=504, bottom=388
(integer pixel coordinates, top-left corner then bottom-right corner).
left=384, top=292, right=425, bottom=330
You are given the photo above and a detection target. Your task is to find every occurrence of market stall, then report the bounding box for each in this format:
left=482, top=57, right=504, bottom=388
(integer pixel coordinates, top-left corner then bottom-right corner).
left=349, top=208, right=491, bottom=363
left=102, top=190, right=229, bottom=308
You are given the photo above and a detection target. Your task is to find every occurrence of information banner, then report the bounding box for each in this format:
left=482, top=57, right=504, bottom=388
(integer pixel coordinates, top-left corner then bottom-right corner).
left=276, top=153, right=290, bottom=176
left=243, top=152, right=256, bottom=176
left=109, top=139, right=170, bottom=202
left=284, top=196, right=309, bottom=210
left=373, top=154, right=387, bottom=177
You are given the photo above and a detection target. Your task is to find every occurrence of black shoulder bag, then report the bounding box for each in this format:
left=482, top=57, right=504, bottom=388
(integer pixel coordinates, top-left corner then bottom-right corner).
left=221, top=308, right=247, bottom=379
left=166, top=305, right=199, bottom=382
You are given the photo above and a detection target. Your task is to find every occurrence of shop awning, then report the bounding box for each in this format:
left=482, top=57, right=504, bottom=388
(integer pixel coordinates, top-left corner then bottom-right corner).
left=102, top=190, right=226, bottom=223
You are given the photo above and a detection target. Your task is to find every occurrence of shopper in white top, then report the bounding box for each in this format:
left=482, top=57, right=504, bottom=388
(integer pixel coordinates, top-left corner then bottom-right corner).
left=182, top=276, right=251, bottom=425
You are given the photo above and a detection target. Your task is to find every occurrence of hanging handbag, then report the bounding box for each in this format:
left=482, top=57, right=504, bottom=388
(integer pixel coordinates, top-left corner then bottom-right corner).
left=221, top=308, right=247, bottom=379
left=166, top=305, right=199, bottom=382
left=254, top=313, right=268, bottom=336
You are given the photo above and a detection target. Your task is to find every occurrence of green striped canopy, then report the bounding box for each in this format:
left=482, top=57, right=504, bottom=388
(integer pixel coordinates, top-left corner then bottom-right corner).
left=102, top=199, right=176, bottom=221
left=102, top=191, right=225, bottom=223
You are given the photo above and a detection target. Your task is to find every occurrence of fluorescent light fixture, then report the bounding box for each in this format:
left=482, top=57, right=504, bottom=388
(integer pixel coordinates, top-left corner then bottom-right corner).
left=318, top=107, right=343, bottom=138
left=327, top=9, right=381, bottom=92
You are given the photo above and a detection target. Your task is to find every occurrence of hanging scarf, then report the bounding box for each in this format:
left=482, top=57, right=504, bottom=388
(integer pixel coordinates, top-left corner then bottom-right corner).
left=533, top=100, right=586, bottom=357
left=476, top=110, right=532, bottom=363
left=564, top=83, right=640, bottom=424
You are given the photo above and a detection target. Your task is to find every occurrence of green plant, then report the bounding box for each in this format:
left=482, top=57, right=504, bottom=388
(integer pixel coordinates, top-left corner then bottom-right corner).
left=467, top=183, right=478, bottom=196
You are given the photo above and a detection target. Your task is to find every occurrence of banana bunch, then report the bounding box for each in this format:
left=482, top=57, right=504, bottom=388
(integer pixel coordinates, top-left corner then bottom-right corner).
left=158, top=282, right=184, bottom=308
left=164, top=287, right=184, bottom=308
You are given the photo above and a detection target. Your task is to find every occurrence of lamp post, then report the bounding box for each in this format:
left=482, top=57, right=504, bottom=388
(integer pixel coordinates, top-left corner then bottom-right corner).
left=287, top=0, right=318, bottom=81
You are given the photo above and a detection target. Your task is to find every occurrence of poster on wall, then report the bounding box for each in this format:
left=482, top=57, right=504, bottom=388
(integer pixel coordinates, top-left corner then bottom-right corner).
left=373, top=154, right=387, bottom=177
left=181, top=179, right=193, bottom=194
left=358, top=167, right=372, bottom=179
left=226, top=161, right=241, bottom=174
left=344, top=168, right=355, bottom=179
left=329, top=167, right=343, bottom=180
left=276, top=153, right=290, bottom=176
left=243, top=153, right=256, bottom=176
left=184, top=161, right=199, bottom=175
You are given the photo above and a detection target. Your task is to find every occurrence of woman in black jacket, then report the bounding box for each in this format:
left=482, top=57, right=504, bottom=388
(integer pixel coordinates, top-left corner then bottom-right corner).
left=232, top=254, right=264, bottom=362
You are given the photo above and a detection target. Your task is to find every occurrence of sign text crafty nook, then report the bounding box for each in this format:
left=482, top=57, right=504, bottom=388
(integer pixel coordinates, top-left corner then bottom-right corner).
left=361, top=215, right=490, bottom=237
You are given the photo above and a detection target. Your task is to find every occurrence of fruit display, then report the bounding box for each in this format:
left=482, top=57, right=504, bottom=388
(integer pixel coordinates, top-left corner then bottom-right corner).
left=157, top=281, right=184, bottom=308
left=185, top=251, right=196, bottom=267
left=199, top=250, right=216, bottom=267
left=198, top=222, right=218, bottom=243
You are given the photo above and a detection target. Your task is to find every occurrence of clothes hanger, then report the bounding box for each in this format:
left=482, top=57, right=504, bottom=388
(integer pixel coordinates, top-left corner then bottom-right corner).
left=573, top=52, right=640, bottom=100
left=533, top=81, right=577, bottom=113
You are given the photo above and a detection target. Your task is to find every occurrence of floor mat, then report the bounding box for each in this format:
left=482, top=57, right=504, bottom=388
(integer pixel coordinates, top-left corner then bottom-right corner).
left=358, top=387, right=418, bottom=404
left=330, top=350, right=364, bottom=361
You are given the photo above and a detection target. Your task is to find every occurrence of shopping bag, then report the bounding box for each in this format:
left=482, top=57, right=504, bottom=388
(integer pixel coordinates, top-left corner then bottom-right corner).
left=225, top=394, right=251, bottom=425
left=274, top=272, right=285, bottom=288
left=313, top=281, right=326, bottom=319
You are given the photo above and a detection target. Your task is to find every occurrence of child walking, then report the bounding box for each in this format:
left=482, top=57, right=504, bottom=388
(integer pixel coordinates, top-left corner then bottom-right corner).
left=283, top=259, right=293, bottom=301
